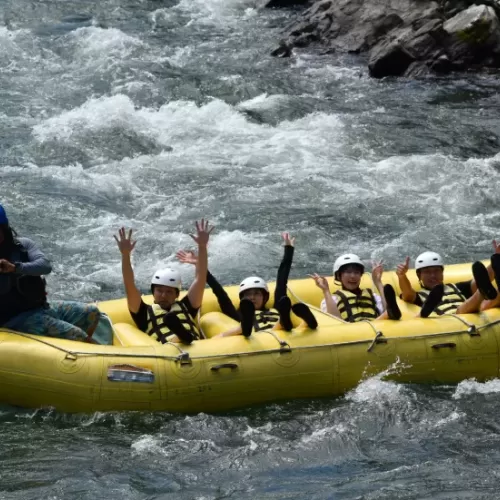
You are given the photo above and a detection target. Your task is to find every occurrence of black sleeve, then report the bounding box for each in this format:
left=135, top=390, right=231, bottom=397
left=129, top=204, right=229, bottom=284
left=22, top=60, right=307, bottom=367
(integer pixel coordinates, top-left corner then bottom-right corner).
left=401, top=292, right=424, bottom=306
left=274, top=245, right=294, bottom=306
left=207, top=271, right=240, bottom=321
left=456, top=280, right=473, bottom=299
left=130, top=300, right=149, bottom=332
left=413, top=294, right=424, bottom=307
left=180, top=295, right=199, bottom=318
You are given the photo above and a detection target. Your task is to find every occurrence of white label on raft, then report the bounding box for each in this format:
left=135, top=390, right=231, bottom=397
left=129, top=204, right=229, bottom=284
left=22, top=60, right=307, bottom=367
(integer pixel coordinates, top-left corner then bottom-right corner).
left=107, top=364, right=155, bottom=383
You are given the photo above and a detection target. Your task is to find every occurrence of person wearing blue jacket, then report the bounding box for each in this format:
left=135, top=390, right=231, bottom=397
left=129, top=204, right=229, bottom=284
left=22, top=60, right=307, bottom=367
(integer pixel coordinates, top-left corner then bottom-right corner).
left=0, top=204, right=105, bottom=342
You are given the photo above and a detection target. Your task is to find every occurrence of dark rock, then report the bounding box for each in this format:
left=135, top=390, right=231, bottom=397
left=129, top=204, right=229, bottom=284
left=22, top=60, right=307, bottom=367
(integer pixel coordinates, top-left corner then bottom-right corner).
left=294, top=32, right=320, bottom=46
left=443, top=4, right=500, bottom=66
left=368, top=40, right=415, bottom=77
left=264, top=0, right=310, bottom=7
left=270, top=40, right=293, bottom=57
left=274, top=0, right=500, bottom=78
left=430, top=53, right=453, bottom=72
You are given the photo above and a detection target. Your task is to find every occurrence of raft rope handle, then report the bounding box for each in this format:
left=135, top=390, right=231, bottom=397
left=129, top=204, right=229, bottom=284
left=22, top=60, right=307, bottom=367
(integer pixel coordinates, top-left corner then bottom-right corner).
left=163, top=341, right=192, bottom=364
left=1, top=329, right=81, bottom=358
left=261, top=329, right=291, bottom=351
left=4, top=319, right=500, bottom=363
left=367, top=331, right=386, bottom=352
left=447, top=314, right=479, bottom=336
left=0, top=329, right=190, bottom=363
left=72, top=318, right=500, bottom=359
left=357, top=319, right=386, bottom=352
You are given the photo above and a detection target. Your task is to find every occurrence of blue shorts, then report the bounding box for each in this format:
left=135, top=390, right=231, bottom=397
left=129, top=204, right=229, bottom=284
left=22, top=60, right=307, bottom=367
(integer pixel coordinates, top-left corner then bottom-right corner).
left=4, top=301, right=101, bottom=341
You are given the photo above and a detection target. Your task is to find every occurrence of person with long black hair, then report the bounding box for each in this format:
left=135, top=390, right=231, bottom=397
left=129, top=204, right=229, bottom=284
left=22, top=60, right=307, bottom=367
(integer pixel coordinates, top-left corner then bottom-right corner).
left=0, top=204, right=103, bottom=342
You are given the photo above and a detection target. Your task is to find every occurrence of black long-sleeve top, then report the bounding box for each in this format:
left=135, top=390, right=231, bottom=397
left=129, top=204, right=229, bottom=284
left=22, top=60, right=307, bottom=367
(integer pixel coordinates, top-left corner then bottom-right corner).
left=207, top=245, right=294, bottom=319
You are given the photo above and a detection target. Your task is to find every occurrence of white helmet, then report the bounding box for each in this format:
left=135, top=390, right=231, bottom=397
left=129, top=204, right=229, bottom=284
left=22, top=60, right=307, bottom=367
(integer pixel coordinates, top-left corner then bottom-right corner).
left=415, top=251, right=444, bottom=271
left=333, top=253, right=365, bottom=276
left=151, top=268, right=182, bottom=290
left=239, top=276, right=269, bottom=298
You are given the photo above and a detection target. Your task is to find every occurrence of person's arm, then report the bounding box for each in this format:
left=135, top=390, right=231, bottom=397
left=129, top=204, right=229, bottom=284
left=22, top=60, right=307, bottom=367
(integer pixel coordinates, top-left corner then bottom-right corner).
left=207, top=271, right=240, bottom=320
left=215, top=325, right=243, bottom=338
left=396, top=256, right=417, bottom=303
left=0, top=238, right=52, bottom=276
left=371, top=260, right=387, bottom=311
left=114, top=227, right=142, bottom=314
left=176, top=250, right=240, bottom=320
left=186, top=219, right=214, bottom=309
left=274, top=232, right=295, bottom=306
left=311, top=273, right=341, bottom=318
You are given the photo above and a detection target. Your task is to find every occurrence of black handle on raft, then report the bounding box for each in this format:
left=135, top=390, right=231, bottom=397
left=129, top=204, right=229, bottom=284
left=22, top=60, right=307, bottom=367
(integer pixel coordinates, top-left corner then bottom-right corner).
left=210, top=363, right=239, bottom=372
left=432, top=342, right=457, bottom=349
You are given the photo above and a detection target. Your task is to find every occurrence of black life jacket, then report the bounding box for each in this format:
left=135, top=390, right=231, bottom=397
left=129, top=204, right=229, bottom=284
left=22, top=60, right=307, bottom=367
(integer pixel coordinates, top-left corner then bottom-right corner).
left=254, top=309, right=280, bottom=331
left=333, top=288, right=379, bottom=323
left=417, top=284, right=466, bottom=315
left=15, top=245, right=47, bottom=305
left=146, top=302, right=200, bottom=344
left=0, top=241, right=47, bottom=325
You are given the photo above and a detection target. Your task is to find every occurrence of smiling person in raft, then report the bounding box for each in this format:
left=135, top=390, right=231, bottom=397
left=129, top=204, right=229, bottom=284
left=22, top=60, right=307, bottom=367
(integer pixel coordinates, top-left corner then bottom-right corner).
left=396, top=244, right=500, bottom=318
left=310, top=253, right=402, bottom=322
left=114, top=219, right=214, bottom=345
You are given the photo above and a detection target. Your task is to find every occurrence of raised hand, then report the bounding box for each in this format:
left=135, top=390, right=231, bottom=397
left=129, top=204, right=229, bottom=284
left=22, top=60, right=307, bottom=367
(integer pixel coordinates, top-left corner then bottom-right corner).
left=371, top=260, right=384, bottom=283
left=309, top=273, right=330, bottom=292
left=113, top=227, right=136, bottom=255
left=396, top=256, right=410, bottom=276
left=282, top=232, right=295, bottom=247
left=190, top=218, right=214, bottom=247
left=493, top=240, right=500, bottom=254
left=176, top=249, right=198, bottom=266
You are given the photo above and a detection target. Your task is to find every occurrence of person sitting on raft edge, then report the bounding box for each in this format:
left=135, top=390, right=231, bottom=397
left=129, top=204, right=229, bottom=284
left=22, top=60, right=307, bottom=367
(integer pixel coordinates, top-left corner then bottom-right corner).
left=0, top=203, right=107, bottom=343
left=114, top=219, right=213, bottom=345
left=310, top=253, right=402, bottom=322
left=396, top=248, right=500, bottom=317
left=176, top=232, right=318, bottom=338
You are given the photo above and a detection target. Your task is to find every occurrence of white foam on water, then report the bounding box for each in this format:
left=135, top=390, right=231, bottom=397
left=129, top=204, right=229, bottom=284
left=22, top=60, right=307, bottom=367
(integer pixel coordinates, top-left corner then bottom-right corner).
left=131, top=435, right=168, bottom=456
left=453, top=378, right=500, bottom=399
left=164, top=46, right=195, bottom=67
left=171, top=0, right=263, bottom=24
left=149, top=0, right=262, bottom=33
left=433, top=410, right=463, bottom=428
left=236, top=92, right=291, bottom=111
left=69, top=26, right=145, bottom=64
left=346, top=362, right=408, bottom=405
left=0, top=26, right=34, bottom=69
left=33, top=94, right=150, bottom=143
left=300, top=422, right=350, bottom=444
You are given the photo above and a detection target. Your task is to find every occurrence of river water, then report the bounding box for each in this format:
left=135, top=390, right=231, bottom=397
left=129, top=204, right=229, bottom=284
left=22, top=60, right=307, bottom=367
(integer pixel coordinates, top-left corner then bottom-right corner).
left=2, top=0, right=500, bottom=498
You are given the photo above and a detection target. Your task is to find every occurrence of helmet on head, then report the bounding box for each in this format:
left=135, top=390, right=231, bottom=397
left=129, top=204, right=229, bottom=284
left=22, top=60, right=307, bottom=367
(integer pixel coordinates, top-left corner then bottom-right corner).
left=151, top=268, right=182, bottom=291
left=239, top=276, right=269, bottom=299
left=333, top=253, right=364, bottom=279
left=415, top=251, right=444, bottom=271
left=0, top=204, right=8, bottom=225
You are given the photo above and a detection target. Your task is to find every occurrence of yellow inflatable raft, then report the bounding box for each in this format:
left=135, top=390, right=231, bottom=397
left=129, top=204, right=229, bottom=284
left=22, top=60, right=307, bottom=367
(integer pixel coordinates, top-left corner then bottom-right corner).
left=0, top=261, right=499, bottom=414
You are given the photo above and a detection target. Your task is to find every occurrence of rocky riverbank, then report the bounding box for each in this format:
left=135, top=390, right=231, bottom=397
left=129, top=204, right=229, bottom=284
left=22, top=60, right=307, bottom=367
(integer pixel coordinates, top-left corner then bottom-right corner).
left=269, top=0, right=500, bottom=78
